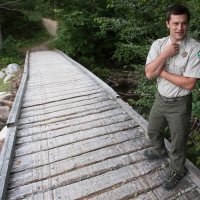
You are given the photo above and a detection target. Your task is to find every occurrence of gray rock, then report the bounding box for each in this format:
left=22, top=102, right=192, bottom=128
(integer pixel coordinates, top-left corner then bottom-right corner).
left=0, top=106, right=10, bottom=122
left=0, top=92, right=12, bottom=101
left=0, top=71, right=5, bottom=79
left=5, top=63, right=19, bottom=76
left=0, top=125, right=7, bottom=140
left=4, top=74, right=14, bottom=83
left=0, top=100, right=12, bottom=108
left=0, top=92, right=7, bottom=96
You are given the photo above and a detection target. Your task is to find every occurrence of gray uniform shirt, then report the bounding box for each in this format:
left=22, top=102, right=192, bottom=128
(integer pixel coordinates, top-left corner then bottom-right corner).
left=146, top=36, right=200, bottom=98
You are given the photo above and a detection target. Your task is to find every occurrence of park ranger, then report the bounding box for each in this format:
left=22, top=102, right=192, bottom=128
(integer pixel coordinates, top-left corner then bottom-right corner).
left=144, top=4, right=200, bottom=190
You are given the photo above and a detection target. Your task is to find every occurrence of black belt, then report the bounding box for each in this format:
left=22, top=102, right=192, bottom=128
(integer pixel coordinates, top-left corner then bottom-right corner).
left=158, top=93, right=191, bottom=103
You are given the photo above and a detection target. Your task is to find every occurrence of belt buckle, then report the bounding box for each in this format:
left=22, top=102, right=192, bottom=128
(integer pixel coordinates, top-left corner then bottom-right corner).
left=162, top=96, right=168, bottom=102
left=172, top=98, right=177, bottom=102
left=161, top=95, right=176, bottom=103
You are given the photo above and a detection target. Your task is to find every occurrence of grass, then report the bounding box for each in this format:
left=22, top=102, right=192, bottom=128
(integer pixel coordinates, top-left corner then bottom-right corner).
left=0, top=79, right=12, bottom=92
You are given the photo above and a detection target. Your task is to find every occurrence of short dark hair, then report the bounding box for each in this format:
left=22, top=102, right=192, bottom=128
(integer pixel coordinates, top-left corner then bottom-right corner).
left=166, top=4, right=190, bottom=22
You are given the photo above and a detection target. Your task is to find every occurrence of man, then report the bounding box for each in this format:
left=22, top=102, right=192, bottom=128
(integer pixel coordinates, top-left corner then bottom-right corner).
left=144, top=4, right=200, bottom=190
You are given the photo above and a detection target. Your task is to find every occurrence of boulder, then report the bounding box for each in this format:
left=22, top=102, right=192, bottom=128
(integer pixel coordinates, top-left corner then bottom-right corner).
left=0, top=92, right=12, bottom=101
left=0, top=106, right=10, bottom=122
left=5, top=63, right=19, bottom=76
left=0, top=126, right=6, bottom=152
left=0, top=92, right=7, bottom=96
left=0, top=126, right=7, bottom=140
left=0, top=71, right=5, bottom=79
left=0, top=100, right=13, bottom=108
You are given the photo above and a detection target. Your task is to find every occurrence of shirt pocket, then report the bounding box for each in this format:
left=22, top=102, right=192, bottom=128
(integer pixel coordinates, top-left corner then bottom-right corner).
left=174, top=53, right=188, bottom=75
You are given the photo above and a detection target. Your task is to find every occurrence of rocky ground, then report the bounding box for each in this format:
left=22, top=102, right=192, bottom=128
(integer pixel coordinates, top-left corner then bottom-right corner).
left=0, top=69, right=23, bottom=152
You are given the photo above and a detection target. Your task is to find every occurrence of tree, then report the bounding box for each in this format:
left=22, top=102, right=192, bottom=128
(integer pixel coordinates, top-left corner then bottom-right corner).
left=0, top=24, right=2, bottom=50
left=0, top=0, right=53, bottom=51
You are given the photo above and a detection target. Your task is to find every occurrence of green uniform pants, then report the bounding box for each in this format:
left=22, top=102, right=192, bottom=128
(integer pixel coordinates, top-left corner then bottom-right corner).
left=148, top=93, right=192, bottom=176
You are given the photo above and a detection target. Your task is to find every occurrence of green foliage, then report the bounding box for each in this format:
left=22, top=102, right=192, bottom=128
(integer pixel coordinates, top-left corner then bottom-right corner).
left=190, top=81, right=200, bottom=168
left=127, top=64, right=156, bottom=119
left=2, top=36, right=25, bottom=56
left=0, top=79, right=11, bottom=92
left=53, top=0, right=115, bottom=68
left=187, top=0, right=200, bottom=39
left=56, top=11, right=94, bottom=55
left=113, top=43, right=150, bottom=64
left=192, top=82, right=200, bottom=118
left=187, top=129, right=200, bottom=168
left=0, top=55, right=22, bottom=70
left=92, top=67, right=111, bottom=80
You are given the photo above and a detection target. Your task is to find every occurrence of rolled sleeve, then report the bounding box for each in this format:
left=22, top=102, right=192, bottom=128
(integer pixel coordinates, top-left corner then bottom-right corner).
left=183, top=45, right=200, bottom=78
left=146, top=40, right=160, bottom=65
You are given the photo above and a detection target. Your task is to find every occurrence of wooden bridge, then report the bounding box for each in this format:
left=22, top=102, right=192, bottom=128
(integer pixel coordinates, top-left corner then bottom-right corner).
left=0, top=50, right=200, bottom=199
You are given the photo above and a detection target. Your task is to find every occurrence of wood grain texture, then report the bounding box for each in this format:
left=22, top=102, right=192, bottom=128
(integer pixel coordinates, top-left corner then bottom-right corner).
left=1, top=50, right=199, bottom=200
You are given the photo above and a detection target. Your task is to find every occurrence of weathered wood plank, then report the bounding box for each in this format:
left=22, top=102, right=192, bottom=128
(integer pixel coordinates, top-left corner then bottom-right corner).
left=17, top=109, right=128, bottom=137
left=90, top=182, right=158, bottom=200
left=18, top=99, right=119, bottom=125
left=6, top=52, right=29, bottom=126
left=128, top=191, right=158, bottom=200
left=20, top=92, right=108, bottom=114
left=18, top=102, right=122, bottom=129
left=22, top=85, right=102, bottom=106
left=23, top=81, right=97, bottom=98
left=144, top=168, right=200, bottom=200
left=27, top=73, right=89, bottom=81
left=16, top=115, right=134, bottom=145
left=10, top=139, right=150, bottom=189
left=23, top=84, right=100, bottom=102
left=15, top=120, right=141, bottom=156
left=0, top=127, right=17, bottom=200
left=7, top=159, right=166, bottom=200
left=9, top=150, right=147, bottom=194
left=12, top=130, right=147, bottom=173
left=21, top=89, right=105, bottom=108
left=173, top=187, right=200, bottom=200
left=20, top=93, right=110, bottom=118
left=57, top=50, right=119, bottom=100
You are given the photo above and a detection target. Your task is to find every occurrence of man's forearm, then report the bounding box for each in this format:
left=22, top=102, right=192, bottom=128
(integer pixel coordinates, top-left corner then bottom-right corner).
left=145, top=41, right=180, bottom=79
left=159, top=70, right=197, bottom=90
left=145, top=54, right=167, bottom=79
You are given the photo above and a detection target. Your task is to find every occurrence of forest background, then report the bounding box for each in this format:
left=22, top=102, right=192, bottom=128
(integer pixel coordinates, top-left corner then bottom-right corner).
left=0, top=0, right=200, bottom=167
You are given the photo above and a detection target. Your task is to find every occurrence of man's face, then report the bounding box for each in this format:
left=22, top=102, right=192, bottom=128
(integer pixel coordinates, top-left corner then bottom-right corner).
left=166, top=14, right=189, bottom=41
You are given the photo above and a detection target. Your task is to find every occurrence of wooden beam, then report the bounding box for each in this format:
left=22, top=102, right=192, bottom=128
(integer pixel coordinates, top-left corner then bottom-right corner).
left=0, top=126, right=17, bottom=200
left=6, top=51, right=29, bottom=126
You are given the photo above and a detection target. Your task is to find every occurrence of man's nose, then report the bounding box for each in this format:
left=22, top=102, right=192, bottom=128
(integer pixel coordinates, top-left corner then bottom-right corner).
left=177, top=24, right=183, bottom=31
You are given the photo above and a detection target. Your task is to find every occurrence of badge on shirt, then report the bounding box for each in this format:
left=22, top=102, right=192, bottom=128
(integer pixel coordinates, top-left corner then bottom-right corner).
left=181, top=52, right=188, bottom=57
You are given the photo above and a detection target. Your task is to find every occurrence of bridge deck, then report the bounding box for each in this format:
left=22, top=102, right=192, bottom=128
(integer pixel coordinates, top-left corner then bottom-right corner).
left=1, top=50, right=200, bottom=199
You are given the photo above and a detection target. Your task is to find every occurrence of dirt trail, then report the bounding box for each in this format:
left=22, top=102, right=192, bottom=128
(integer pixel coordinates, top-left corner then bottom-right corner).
left=30, top=18, right=58, bottom=51
left=42, top=18, right=58, bottom=37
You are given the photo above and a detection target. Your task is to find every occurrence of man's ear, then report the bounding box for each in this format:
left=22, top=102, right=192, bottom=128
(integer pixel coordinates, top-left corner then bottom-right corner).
left=166, top=20, right=170, bottom=29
